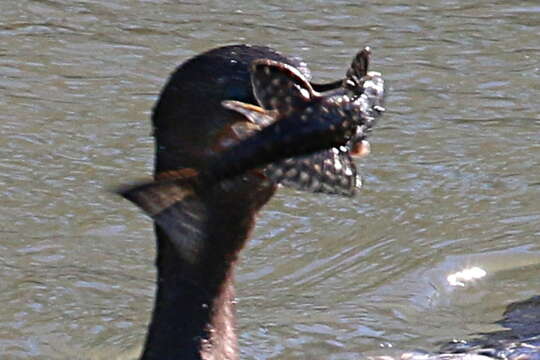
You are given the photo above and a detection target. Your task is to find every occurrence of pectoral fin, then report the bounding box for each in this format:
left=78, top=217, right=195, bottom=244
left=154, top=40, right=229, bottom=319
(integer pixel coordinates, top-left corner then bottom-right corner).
left=250, top=59, right=315, bottom=114
left=265, top=148, right=359, bottom=197
left=222, top=100, right=276, bottom=128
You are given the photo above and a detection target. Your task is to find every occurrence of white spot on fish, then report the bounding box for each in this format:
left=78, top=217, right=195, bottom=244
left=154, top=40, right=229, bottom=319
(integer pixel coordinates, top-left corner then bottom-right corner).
left=285, top=168, right=297, bottom=178
left=310, top=178, right=320, bottom=191
left=272, top=168, right=283, bottom=177
left=299, top=87, right=310, bottom=100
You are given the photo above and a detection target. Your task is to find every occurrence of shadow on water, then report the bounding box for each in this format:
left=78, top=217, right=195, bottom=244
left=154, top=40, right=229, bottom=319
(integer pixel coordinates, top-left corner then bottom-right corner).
left=438, top=296, right=540, bottom=358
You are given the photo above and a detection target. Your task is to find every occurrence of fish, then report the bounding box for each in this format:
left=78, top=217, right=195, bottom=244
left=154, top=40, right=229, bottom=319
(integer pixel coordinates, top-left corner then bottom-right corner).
left=117, top=48, right=385, bottom=250
left=222, top=46, right=385, bottom=196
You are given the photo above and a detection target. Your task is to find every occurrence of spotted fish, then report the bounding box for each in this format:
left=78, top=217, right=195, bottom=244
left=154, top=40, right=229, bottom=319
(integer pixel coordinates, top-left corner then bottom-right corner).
left=118, top=48, right=385, bottom=251
left=224, top=47, right=385, bottom=196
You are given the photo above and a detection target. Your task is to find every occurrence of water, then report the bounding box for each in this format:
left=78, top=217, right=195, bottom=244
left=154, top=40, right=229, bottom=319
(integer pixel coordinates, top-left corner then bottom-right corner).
left=1, top=0, right=539, bottom=358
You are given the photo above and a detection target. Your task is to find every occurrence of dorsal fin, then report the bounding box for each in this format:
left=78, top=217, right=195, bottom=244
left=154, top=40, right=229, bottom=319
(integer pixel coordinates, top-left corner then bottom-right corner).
left=343, top=47, right=371, bottom=93
left=250, top=59, right=315, bottom=114
left=351, top=46, right=371, bottom=78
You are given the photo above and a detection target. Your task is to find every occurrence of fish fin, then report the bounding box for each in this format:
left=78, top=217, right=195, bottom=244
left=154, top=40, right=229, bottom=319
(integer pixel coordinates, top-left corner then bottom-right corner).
left=343, top=47, right=371, bottom=93
left=250, top=59, right=315, bottom=114
left=311, top=47, right=374, bottom=97
left=349, top=47, right=371, bottom=79
left=222, top=100, right=277, bottom=128
left=265, top=147, right=359, bottom=197
left=229, top=122, right=262, bottom=141
left=116, top=177, right=207, bottom=264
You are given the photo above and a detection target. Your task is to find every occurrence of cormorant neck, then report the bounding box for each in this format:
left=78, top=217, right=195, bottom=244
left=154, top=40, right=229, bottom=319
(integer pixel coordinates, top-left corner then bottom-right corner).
left=142, top=226, right=239, bottom=360
left=139, top=43, right=284, bottom=358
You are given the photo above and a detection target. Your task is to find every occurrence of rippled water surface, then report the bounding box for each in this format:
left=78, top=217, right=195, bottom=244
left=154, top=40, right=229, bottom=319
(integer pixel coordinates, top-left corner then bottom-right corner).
left=1, top=0, right=539, bottom=358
